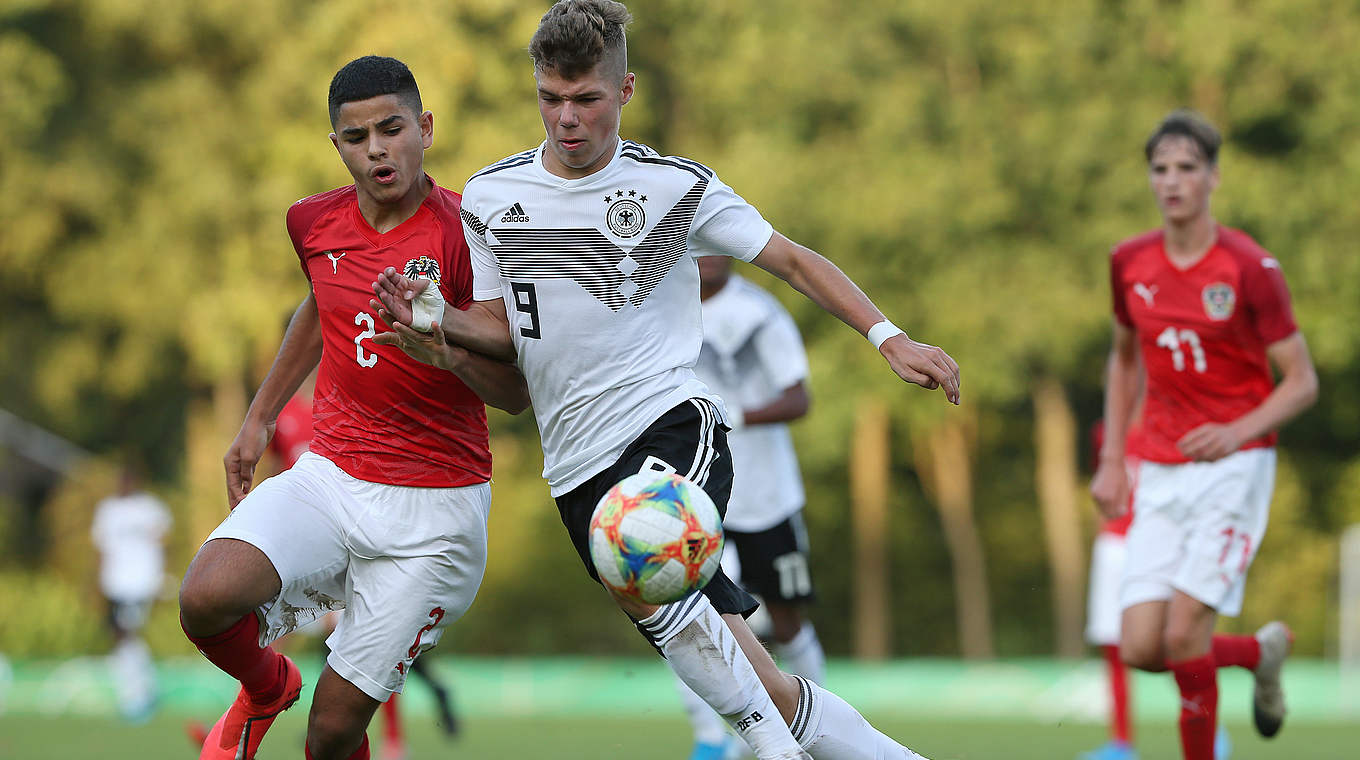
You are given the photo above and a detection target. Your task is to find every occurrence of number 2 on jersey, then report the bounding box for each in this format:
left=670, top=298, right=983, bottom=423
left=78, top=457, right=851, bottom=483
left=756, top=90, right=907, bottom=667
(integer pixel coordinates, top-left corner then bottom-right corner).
left=1156, top=326, right=1206, bottom=373
left=512, top=282, right=542, bottom=339
left=354, top=312, right=378, bottom=368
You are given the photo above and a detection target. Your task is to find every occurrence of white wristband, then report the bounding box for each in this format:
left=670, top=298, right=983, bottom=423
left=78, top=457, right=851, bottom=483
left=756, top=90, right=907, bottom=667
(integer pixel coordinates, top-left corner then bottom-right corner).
left=867, top=319, right=905, bottom=350
left=410, top=277, right=446, bottom=333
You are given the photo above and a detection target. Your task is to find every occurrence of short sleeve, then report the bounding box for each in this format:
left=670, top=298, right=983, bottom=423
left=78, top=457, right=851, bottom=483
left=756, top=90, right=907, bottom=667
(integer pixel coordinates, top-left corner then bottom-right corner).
left=753, top=304, right=809, bottom=391
left=285, top=201, right=319, bottom=283
left=1110, top=249, right=1132, bottom=327
left=1242, top=255, right=1298, bottom=345
left=461, top=208, right=504, bottom=301
left=689, top=175, right=774, bottom=262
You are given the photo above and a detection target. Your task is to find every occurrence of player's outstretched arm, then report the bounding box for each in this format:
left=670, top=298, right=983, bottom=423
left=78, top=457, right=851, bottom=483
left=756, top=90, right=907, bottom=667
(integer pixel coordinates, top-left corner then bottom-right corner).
left=370, top=268, right=517, bottom=362
left=226, top=293, right=322, bottom=509
left=372, top=317, right=531, bottom=414
left=1176, top=331, right=1318, bottom=462
left=1090, top=321, right=1140, bottom=518
left=750, top=232, right=960, bottom=404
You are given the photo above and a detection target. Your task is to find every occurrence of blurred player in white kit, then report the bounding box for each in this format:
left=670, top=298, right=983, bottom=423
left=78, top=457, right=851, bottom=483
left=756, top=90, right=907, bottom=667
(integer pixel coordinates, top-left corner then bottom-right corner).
left=92, top=458, right=172, bottom=721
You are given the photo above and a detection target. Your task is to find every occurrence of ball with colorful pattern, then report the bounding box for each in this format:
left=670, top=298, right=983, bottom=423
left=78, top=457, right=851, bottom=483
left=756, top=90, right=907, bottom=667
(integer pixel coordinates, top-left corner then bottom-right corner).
left=588, top=471, right=724, bottom=605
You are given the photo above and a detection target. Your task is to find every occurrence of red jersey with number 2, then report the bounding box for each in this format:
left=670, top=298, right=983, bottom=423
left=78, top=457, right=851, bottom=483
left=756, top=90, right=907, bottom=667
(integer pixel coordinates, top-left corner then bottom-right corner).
left=286, top=180, right=491, bottom=487
left=1110, top=225, right=1298, bottom=464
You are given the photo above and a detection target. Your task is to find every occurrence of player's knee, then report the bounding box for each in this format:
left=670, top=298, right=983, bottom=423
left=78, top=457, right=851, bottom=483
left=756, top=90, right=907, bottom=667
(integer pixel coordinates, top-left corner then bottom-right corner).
left=178, top=564, right=266, bottom=636
left=1119, top=639, right=1163, bottom=671
left=1162, top=623, right=1209, bottom=662
left=306, top=706, right=367, bottom=759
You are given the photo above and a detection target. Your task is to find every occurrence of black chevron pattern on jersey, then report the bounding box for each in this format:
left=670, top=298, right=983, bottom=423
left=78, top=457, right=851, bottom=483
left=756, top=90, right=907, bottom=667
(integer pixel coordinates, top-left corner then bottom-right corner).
left=460, top=208, right=489, bottom=237
left=491, top=178, right=708, bottom=312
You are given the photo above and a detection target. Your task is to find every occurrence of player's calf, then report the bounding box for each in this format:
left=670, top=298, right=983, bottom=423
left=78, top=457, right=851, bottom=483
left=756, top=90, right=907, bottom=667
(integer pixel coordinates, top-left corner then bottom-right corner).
left=305, top=667, right=383, bottom=760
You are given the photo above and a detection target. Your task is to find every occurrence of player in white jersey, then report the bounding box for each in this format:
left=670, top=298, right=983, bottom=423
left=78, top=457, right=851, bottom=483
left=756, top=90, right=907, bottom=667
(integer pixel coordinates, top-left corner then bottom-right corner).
left=677, top=256, right=826, bottom=760
left=371, top=3, right=957, bottom=759
left=92, top=459, right=172, bottom=721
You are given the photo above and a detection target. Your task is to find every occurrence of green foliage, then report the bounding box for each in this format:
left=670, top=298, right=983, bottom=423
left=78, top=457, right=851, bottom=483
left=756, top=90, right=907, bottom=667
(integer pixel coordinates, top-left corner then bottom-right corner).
left=1, top=0, right=1357, bottom=656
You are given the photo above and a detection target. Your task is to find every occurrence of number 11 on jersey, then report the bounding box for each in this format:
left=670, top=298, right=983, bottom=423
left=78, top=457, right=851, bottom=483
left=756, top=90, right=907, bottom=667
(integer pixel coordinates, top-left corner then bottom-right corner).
left=1156, top=326, right=1206, bottom=373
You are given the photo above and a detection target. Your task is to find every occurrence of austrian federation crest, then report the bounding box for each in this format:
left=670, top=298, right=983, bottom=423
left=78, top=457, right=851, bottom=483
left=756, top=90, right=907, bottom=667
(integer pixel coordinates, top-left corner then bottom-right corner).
left=1202, top=282, right=1235, bottom=321
left=403, top=255, right=441, bottom=283
left=605, top=189, right=647, bottom=239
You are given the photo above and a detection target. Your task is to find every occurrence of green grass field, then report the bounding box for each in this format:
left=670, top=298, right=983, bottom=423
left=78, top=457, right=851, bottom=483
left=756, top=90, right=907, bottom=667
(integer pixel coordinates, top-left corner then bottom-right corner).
left=2, top=656, right=1354, bottom=758
left=0, top=713, right=1353, bottom=759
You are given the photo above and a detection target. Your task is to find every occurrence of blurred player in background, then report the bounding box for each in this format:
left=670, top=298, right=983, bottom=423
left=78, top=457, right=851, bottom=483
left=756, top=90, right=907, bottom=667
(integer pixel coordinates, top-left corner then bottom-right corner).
left=268, top=372, right=315, bottom=471
left=177, top=56, right=528, bottom=760
left=676, top=256, right=824, bottom=760
left=92, top=456, right=172, bottom=722
left=1081, top=420, right=1138, bottom=760
left=372, top=3, right=957, bottom=758
left=1090, top=110, right=1318, bottom=760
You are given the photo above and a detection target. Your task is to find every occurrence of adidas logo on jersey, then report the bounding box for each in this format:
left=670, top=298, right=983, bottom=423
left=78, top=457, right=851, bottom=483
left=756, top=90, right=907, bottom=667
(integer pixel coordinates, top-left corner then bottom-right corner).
left=500, top=203, right=530, bottom=223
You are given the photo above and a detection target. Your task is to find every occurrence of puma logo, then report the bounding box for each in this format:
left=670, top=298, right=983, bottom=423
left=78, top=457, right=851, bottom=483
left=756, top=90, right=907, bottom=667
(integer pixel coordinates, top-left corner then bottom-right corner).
left=1133, top=282, right=1158, bottom=307
left=326, top=251, right=347, bottom=274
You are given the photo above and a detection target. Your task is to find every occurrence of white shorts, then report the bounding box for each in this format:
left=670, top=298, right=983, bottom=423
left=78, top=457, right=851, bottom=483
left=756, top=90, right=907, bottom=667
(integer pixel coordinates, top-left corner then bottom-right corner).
left=1120, top=448, right=1275, bottom=617
left=1085, top=532, right=1128, bottom=646
left=206, top=452, right=490, bottom=701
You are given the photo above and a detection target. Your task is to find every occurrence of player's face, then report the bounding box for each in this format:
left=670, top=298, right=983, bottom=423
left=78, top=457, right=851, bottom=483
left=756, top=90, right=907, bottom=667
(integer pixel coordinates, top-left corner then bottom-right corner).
left=1147, top=136, right=1219, bottom=225
left=330, top=95, right=433, bottom=208
left=536, top=64, right=634, bottom=179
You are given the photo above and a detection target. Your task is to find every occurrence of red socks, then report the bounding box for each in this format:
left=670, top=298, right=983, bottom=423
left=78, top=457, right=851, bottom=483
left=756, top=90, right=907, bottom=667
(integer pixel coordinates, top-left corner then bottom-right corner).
left=1102, top=645, right=1132, bottom=744
left=382, top=693, right=402, bottom=745
left=182, top=613, right=286, bottom=704
left=1211, top=633, right=1261, bottom=670
left=1170, top=654, right=1218, bottom=760
left=305, top=735, right=369, bottom=760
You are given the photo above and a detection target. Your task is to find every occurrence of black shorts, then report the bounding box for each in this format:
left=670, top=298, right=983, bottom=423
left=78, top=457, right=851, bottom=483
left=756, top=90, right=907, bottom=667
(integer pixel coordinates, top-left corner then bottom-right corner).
left=554, top=399, right=758, bottom=618
left=726, top=513, right=816, bottom=604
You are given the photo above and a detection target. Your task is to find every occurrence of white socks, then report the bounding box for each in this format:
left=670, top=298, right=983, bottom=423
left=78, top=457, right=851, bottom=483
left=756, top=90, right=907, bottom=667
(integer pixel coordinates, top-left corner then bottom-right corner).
left=774, top=624, right=826, bottom=686
left=110, top=637, right=156, bottom=718
left=640, top=595, right=805, bottom=759
left=790, top=676, right=929, bottom=760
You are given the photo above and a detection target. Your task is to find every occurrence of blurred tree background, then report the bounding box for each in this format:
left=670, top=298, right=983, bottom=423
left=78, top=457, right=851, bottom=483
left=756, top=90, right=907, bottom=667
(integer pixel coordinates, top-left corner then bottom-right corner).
left=1, top=0, right=1357, bottom=661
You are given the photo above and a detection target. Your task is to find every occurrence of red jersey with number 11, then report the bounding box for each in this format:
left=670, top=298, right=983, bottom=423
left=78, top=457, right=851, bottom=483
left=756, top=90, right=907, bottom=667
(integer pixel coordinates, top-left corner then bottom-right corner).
left=1110, top=225, right=1298, bottom=464
left=286, top=180, right=491, bottom=487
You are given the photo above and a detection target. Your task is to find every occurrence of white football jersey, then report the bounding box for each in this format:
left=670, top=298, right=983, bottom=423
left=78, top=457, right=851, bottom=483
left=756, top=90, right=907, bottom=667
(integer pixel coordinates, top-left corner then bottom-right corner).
left=91, top=491, right=171, bottom=602
left=462, top=140, right=774, bottom=495
left=696, top=275, right=809, bottom=531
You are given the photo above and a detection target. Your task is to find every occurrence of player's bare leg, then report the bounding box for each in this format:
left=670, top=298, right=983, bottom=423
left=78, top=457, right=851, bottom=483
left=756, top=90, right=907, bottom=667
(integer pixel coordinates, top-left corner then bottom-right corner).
left=1121, top=594, right=1222, bottom=760
left=179, top=538, right=303, bottom=760
left=306, top=666, right=381, bottom=760
left=724, top=614, right=928, bottom=760
left=767, top=602, right=826, bottom=687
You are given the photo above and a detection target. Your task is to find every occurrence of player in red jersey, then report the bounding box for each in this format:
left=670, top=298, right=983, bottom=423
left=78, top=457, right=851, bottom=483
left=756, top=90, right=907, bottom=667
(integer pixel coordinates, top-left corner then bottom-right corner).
left=1090, top=110, right=1318, bottom=760
left=177, top=56, right=528, bottom=760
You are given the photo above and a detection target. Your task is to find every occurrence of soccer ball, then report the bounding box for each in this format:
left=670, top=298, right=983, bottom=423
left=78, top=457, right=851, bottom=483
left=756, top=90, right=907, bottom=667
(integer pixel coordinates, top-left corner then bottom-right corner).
left=589, top=471, right=724, bottom=605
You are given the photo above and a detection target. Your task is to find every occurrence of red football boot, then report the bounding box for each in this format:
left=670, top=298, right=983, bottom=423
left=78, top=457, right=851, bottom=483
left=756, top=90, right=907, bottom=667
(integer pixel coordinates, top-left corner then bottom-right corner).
left=200, top=655, right=304, bottom=760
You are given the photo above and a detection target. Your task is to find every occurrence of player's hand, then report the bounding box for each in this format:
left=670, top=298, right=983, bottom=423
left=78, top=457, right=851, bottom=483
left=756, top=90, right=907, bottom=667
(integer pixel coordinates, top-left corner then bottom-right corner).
left=879, top=334, right=961, bottom=405
left=224, top=418, right=274, bottom=510
left=369, top=267, right=425, bottom=328
left=1176, top=423, right=1242, bottom=462
left=373, top=314, right=467, bottom=371
left=1090, top=458, right=1130, bottom=520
